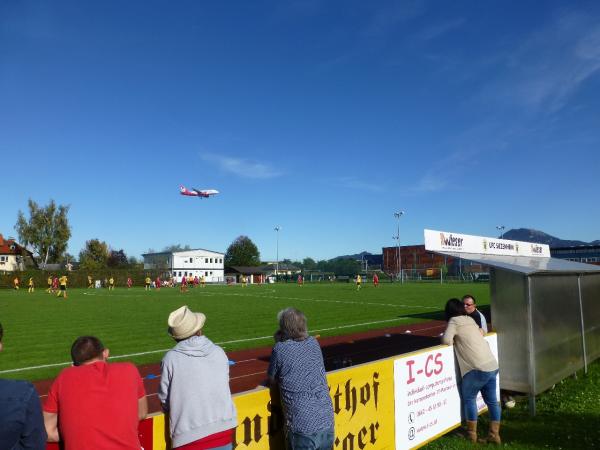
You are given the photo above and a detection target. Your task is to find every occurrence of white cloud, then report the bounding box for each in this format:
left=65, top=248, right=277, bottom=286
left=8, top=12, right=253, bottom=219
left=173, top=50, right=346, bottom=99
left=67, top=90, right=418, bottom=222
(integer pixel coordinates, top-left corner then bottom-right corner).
left=482, top=10, right=600, bottom=113
left=334, top=177, right=384, bottom=192
left=201, top=153, right=283, bottom=179
left=415, top=18, right=465, bottom=41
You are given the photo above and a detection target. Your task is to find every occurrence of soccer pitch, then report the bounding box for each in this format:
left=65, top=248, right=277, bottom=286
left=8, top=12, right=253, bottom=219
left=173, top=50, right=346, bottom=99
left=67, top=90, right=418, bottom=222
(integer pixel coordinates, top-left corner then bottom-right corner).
left=0, top=282, right=489, bottom=381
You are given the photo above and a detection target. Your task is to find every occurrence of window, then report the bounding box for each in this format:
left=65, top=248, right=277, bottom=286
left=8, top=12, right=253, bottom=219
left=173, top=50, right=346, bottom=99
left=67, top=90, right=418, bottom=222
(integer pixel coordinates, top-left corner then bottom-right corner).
left=0, top=256, right=5, bottom=262
left=205, top=271, right=208, bottom=276
left=219, top=258, right=223, bottom=263
left=184, top=272, right=188, bottom=276
left=178, top=272, right=182, bottom=276
left=210, top=271, right=213, bottom=275
left=210, top=258, right=213, bottom=263
left=205, top=258, right=209, bottom=263
left=189, top=258, right=193, bottom=263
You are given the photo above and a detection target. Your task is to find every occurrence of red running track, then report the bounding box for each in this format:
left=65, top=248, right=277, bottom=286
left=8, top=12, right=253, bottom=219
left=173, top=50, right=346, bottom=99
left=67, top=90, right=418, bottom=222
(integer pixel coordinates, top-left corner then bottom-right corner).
left=34, top=320, right=447, bottom=414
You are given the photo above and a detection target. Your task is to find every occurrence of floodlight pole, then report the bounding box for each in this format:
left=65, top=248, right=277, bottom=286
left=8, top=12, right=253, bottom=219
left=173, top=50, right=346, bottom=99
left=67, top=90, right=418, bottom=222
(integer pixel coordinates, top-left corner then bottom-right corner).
left=394, top=211, right=404, bottom=283
left=274, top=226, right=281, bottom=282
left=496, top=225, right=505, bottom=239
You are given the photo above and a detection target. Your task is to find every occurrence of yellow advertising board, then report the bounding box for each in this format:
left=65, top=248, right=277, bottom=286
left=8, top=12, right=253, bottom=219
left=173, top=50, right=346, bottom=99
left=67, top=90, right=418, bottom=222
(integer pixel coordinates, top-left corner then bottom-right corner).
left=232, top=358, right=395, bottom=450
left=327, top=359, right=395, bottom=450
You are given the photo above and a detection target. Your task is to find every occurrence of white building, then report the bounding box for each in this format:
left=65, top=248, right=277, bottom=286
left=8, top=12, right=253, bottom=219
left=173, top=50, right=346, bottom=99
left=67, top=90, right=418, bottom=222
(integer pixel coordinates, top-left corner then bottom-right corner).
left=142, top=248, right=225, bottom=283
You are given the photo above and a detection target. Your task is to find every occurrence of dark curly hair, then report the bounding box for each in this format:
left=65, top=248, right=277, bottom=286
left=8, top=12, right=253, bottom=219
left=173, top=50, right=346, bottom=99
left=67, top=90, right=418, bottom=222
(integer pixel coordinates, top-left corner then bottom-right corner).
left=445, top=298, right=466, bottom=321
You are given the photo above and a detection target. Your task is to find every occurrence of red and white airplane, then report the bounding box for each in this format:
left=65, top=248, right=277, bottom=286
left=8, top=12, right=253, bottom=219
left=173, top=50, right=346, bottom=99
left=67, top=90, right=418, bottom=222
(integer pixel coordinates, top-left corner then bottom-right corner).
left=180, top=186, right=220, bottom=198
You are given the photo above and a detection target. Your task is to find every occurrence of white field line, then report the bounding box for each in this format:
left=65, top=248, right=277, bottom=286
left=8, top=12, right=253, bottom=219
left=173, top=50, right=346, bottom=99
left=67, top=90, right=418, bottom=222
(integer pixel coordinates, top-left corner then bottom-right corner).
left=0, top=317, right=411, bottom=375
left=207, top=290, right=440, bottom=309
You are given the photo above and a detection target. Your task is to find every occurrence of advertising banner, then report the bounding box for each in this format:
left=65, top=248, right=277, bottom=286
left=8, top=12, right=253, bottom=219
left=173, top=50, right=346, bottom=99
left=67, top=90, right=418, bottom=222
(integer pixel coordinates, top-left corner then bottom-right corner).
left=233, top=359, right=396, bottom=450
left=326, top=359, right=396, bottom=450
left=394, top=335, right=499, bottom=450
left=424, top=229, right=550, bottom=257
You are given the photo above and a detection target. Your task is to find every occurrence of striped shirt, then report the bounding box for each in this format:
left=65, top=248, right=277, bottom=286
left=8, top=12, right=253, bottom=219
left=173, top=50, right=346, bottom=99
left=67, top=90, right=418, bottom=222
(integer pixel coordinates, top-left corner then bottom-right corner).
left=267, top=336, right=334, bottom=434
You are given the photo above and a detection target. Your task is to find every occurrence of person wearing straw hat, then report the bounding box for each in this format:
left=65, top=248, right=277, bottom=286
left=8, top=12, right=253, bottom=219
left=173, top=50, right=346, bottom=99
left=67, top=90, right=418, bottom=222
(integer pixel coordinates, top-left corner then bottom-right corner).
left=159, top=306, right=237, bottom=450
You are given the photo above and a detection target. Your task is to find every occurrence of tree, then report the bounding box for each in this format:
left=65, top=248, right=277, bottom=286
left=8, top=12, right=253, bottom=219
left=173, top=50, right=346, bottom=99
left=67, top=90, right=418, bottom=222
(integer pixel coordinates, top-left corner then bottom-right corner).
left=15, top=199, right=71, bottom=268
left=225, top=236, right=261, bottom=267
left=79, top=239, right=109, bottom=270
left=107, top=249, right=128, bottom=267
left=163, top=244, right=191, bottom=252
left=303, top=258, right=317, bottom=270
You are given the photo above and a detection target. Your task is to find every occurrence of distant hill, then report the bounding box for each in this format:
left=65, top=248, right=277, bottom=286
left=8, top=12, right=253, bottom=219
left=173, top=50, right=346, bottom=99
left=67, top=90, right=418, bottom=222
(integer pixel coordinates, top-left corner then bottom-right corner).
left=331, top=251, right=383, bottom=264
left=502, top=228, right=598, bottom=248
left=332, top=251, right=373, bottom=260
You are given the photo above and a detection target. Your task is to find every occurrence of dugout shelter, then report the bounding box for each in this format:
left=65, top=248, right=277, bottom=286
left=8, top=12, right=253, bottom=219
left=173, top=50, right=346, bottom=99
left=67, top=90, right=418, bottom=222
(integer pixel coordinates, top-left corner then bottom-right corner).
left=425, top=229, right=600, bottom=414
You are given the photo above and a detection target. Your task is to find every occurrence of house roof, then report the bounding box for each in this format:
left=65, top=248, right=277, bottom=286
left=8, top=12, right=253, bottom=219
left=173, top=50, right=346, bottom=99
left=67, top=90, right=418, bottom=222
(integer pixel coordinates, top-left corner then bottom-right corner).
left=226, top=266, right=266, bottom=274
left=436, top=251, right=600, bottom=275
left=142, top=248, right=224, bottom=257
left=0, top=234, right=31, bottom=256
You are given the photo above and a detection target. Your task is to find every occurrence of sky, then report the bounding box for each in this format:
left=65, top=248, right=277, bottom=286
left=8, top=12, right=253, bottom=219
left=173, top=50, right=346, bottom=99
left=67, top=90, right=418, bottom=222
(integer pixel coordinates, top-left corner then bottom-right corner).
left=1, top=0, right=600, bottom=262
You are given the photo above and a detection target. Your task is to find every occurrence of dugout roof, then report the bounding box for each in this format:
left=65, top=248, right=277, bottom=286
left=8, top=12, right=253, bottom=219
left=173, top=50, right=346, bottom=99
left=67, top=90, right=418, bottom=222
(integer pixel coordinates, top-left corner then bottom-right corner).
left=436, top=251, right=600, bottom=275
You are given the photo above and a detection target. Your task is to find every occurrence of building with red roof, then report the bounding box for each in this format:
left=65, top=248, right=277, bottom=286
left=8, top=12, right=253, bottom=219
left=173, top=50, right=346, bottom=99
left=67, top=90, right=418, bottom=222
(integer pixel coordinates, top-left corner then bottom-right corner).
left=0, top=234, right=37, bottom=272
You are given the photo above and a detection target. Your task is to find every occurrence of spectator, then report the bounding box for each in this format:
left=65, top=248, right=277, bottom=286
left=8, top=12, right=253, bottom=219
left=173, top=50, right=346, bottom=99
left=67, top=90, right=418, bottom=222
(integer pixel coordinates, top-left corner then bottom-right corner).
left=0, top=322, right=47, bottom=449
left=442, top=299, right=501, bottom=444
left=43, top=336, right=148, bottom=449
left=268, top=308, right=334, bottom=450
left=462, top=294, right=488, bottom=334
left=159, top=306, right=237, bottom=449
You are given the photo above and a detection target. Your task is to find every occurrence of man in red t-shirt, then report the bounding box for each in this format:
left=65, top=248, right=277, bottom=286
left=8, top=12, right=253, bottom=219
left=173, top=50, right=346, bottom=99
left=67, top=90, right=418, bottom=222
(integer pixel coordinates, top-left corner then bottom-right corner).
left=43, top=336, right=148, bottom=450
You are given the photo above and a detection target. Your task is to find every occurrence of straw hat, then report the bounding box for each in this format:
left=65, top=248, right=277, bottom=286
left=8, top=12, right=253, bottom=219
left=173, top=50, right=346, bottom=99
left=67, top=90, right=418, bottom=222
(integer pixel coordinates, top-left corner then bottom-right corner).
left=168, top=305, right=206, bottom=340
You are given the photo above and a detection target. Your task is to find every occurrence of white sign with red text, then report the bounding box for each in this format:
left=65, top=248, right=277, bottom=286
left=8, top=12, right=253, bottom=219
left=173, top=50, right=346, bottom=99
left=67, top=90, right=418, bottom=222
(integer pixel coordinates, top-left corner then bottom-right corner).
left=394, top=334, right=499, bottom=449
left=424, top=229, right=550, bottom=257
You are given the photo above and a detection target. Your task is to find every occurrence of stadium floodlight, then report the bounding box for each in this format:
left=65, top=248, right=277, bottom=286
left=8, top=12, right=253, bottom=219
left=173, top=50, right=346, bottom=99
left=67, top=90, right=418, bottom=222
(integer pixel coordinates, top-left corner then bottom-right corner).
left=496, top=225, right=506, bottom=239
left=394, top=211, right=404, bottom=283
left=274, top=226, right=281, bottom=281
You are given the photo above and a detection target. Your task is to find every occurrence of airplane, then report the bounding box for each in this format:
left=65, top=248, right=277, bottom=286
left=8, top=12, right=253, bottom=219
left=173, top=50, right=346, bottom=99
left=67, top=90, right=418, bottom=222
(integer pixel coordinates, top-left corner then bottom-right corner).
left=180, top=186, right=220, bottom=198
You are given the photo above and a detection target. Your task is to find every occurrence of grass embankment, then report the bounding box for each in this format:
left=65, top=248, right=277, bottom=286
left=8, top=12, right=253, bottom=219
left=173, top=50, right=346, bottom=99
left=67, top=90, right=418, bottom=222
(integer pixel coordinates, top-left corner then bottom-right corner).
left=0, top=282, right=488, bottom=381
left=425, top=361, right=600, bottom=449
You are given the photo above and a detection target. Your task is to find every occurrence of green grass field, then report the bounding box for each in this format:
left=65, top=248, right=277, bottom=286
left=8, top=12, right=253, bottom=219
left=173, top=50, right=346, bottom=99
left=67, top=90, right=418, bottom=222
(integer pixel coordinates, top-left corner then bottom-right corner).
left=0, top=282, right=489, bottom=381
left=425, top=360, right=600, bottom=449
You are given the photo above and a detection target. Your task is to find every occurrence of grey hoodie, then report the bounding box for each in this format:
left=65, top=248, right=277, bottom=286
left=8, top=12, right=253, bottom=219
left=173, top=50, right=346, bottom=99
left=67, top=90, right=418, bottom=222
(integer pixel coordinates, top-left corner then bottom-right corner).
left=158, top=335, right=238, bottom=448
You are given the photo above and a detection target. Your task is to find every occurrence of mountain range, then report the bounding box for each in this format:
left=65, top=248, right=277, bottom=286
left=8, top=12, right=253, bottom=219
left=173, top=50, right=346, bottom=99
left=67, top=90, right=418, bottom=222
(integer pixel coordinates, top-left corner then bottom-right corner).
left=339, top=229, right=599, bottom=260
left=502, top=228, right=600, bottom=248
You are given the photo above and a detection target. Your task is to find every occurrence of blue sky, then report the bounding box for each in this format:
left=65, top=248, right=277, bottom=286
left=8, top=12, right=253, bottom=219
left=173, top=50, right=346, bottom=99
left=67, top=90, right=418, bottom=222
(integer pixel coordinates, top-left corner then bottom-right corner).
left=1, top=1, right=599, bottom=261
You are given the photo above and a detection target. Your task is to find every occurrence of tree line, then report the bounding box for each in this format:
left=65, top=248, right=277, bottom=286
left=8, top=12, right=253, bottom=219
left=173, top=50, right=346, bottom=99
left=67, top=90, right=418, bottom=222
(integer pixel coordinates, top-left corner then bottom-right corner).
left=14, top=199, right=364, bottom=276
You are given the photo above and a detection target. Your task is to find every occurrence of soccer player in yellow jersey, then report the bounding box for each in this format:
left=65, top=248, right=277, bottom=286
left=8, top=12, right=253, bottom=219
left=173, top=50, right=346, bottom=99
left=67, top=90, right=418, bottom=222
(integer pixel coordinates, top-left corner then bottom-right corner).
left=145, top=276, right=151, bottom=291
left=57, top=275, right=68, bottom=299
left=87, top=275, right=93, bottom=289
left=13, top=277, right=19, bottom=290
left=28, top=277, right=35, bottom=293
left=47, top=275, right=53, bottom=293
left=108, top=276, right=115, bottom=291
left=356, top=274, right=362, bottom=291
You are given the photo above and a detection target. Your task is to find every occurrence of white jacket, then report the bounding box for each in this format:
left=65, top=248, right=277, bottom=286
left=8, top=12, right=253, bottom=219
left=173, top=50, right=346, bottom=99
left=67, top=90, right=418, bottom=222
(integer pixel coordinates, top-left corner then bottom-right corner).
left=159, top=335, right=238, bottom=448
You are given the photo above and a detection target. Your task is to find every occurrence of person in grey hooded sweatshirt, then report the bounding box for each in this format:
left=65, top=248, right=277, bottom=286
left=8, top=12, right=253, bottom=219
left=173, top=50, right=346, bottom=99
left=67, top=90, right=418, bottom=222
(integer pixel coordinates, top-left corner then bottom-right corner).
left=159, top=305, right=238, bottom=449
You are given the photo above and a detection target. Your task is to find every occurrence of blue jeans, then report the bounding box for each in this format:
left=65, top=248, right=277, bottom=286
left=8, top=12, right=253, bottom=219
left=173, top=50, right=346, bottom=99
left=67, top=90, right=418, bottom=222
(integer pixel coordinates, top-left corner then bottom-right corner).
left=461, top=369, right=501, bottom=422
left=286, top=429, right=334, bottom=450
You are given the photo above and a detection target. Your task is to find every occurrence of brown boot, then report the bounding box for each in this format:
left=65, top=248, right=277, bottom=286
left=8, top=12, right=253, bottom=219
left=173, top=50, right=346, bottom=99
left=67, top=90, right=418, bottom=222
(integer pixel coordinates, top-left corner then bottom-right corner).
left=484, top=421, right=501, bottom=445
left=466, top=420, right=478, bottom=442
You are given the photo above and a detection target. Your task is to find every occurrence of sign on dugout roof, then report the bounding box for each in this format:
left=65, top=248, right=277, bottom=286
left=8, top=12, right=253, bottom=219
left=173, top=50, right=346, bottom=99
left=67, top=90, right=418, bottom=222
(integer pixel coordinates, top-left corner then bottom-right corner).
left=424, top=229, right=550, bottom=258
